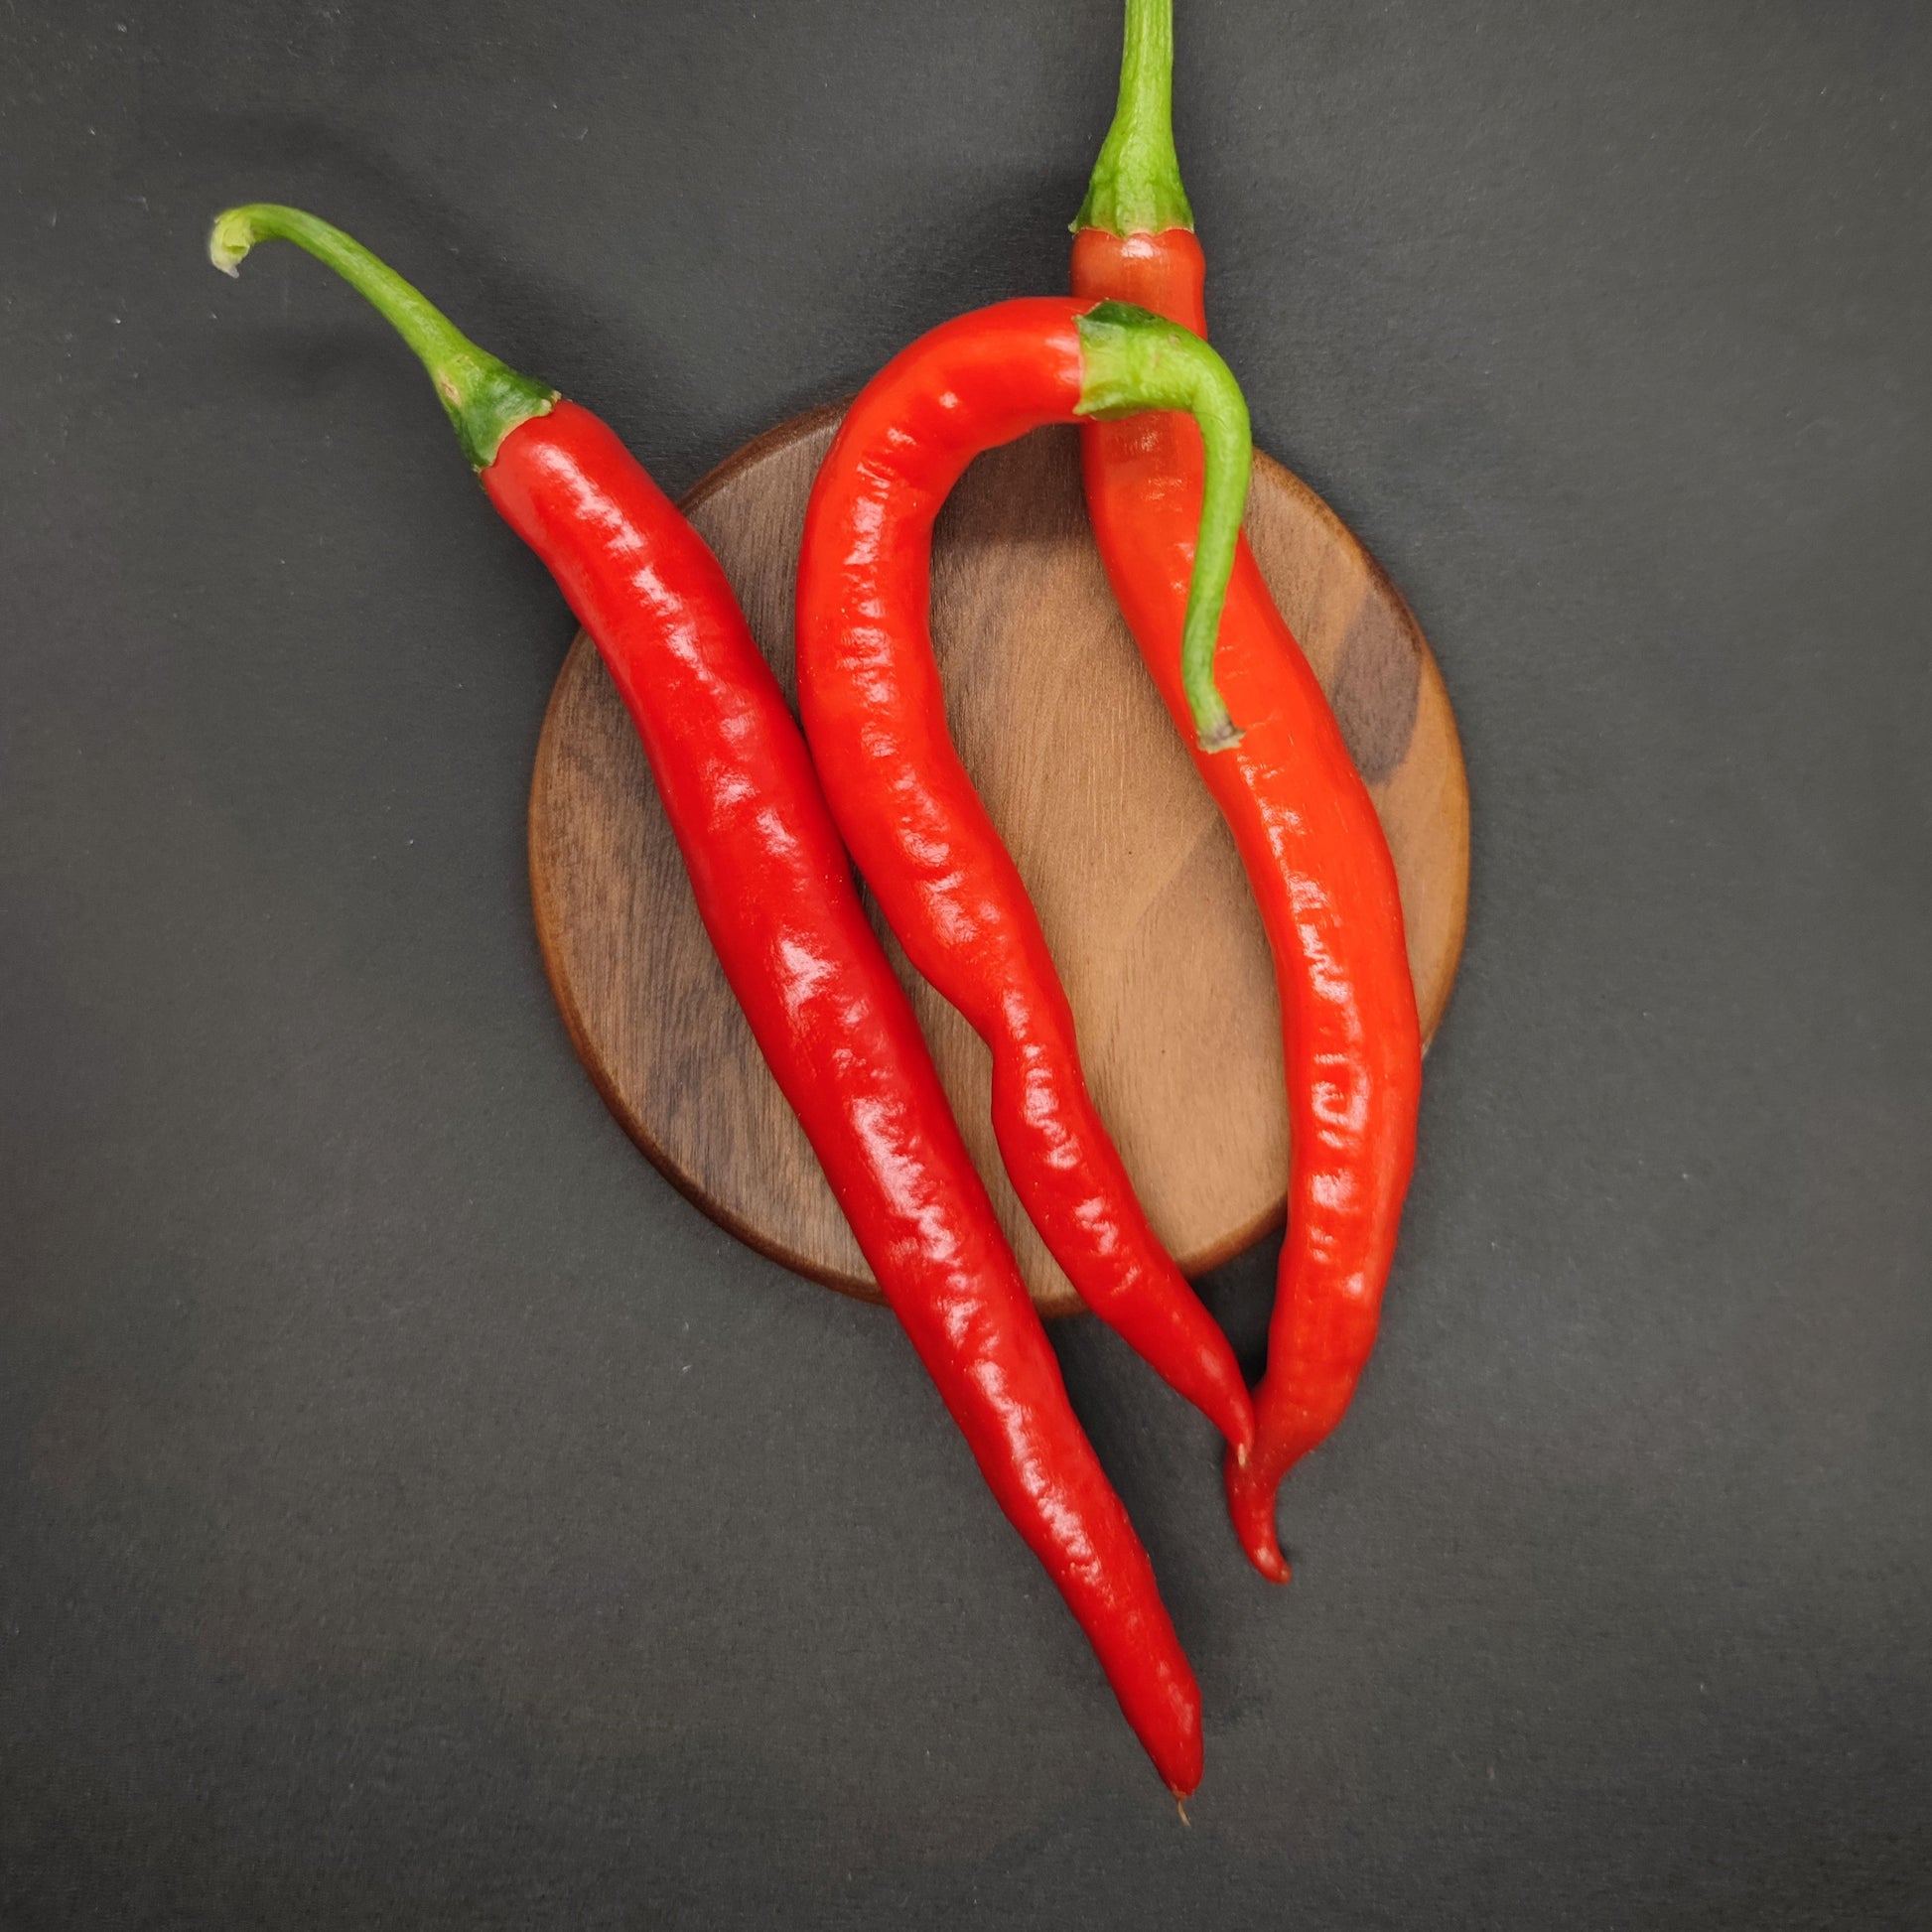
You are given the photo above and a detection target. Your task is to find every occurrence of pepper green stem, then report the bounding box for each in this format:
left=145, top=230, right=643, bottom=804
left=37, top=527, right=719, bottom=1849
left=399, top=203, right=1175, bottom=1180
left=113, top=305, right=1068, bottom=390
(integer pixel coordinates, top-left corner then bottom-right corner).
left=208, top=204, right=556, bottom=471
left=1076, top=300, right=1249, bottom=752
left=1073, top=0, right=1193, bottom=237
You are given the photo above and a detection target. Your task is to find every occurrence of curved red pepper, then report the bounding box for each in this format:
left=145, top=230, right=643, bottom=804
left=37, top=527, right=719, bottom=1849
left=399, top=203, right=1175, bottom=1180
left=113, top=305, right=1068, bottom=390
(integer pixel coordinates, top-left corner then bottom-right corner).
left=1071, top=2, right=1426, bottom=1582
left=795, top=296, right=1256, bottom=1458
left=210, top=207, right=1203, bottom=1796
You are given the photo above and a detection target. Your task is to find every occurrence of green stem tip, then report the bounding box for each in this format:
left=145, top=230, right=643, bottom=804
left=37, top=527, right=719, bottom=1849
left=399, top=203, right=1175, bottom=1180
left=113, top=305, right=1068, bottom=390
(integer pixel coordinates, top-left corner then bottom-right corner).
left=208, top=204, right=556, bottom=471
left=1076, top=300, right=1250, bottom=753
left=1074, top=0, right=1193, bottom=237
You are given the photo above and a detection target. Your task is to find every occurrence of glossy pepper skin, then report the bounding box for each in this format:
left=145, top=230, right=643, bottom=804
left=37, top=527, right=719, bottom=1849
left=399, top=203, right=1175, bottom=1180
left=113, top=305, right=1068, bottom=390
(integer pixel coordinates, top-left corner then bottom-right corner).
left=1071, top=1, right=1425, bottom=1583
left=209, top=207, right=1202, bottom=1798
left=795, top=295, right=1256, bottom=1459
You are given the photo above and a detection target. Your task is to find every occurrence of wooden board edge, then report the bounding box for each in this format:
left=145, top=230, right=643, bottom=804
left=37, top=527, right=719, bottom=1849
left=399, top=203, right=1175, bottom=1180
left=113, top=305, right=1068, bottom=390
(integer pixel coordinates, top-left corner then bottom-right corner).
left=678, top=398, right=850, bottom=520
left=525, top=632, right=888, bottom=1308
left=1251, top=448, right=1470, bottom=1051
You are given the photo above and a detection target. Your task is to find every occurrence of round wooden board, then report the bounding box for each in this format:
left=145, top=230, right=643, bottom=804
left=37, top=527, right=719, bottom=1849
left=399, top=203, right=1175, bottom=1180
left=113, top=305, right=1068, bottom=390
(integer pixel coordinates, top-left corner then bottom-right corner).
left=529, top=406, right=1469, bottom=1317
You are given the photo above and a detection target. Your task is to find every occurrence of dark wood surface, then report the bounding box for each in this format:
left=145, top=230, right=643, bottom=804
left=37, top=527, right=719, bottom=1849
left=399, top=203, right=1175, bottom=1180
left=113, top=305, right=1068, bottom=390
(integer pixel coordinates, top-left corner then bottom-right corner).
left=528, top=408, right=1469, bottom=1313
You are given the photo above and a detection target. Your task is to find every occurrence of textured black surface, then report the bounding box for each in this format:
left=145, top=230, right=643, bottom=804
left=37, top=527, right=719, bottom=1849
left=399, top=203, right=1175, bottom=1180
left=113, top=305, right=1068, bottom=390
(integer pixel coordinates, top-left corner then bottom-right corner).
left=4, top=2, right=1930, bottom=1925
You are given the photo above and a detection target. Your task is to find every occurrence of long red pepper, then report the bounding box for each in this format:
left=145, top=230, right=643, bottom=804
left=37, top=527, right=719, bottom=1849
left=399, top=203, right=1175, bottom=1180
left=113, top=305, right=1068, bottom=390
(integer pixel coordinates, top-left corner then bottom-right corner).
left=209, top=206, right=1204, bottom=1796
left=795, top=296, right=1256, bottom=1458
left=1070, top=2, right=1425, bottom=1583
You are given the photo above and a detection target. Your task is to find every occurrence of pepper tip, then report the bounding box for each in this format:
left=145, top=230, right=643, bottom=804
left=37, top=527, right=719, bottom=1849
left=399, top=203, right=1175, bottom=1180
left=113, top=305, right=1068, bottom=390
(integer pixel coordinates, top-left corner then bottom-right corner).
left=1252, top=1545, right=1292, bottom=1587
left=1225, top=1451, right=1293, bottom=1583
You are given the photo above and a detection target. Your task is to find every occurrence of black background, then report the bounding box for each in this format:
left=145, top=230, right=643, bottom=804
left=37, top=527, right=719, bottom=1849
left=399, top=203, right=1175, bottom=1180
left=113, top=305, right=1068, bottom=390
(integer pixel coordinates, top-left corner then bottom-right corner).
left=4, top=1, right=1929, bottom=1925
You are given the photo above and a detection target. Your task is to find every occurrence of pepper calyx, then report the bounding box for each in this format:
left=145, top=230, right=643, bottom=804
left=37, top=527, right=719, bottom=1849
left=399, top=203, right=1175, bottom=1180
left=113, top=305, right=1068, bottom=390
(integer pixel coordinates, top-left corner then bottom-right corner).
left=1073, top=0, right=1194, bottom=238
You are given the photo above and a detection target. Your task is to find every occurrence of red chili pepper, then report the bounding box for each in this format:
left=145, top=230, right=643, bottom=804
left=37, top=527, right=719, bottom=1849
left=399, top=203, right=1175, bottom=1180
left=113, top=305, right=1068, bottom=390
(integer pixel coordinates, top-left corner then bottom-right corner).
left=794, top=296, right=1257, bottom=1459
left=209, top=206, right=1204, bottom=1797
left=1070, top=2, right=1426, bottom=1583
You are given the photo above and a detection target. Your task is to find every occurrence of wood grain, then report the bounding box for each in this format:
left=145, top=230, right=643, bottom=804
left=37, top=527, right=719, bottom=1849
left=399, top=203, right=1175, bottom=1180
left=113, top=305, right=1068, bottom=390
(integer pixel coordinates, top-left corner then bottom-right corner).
left=528, top=408, right=1469, bottom=1315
